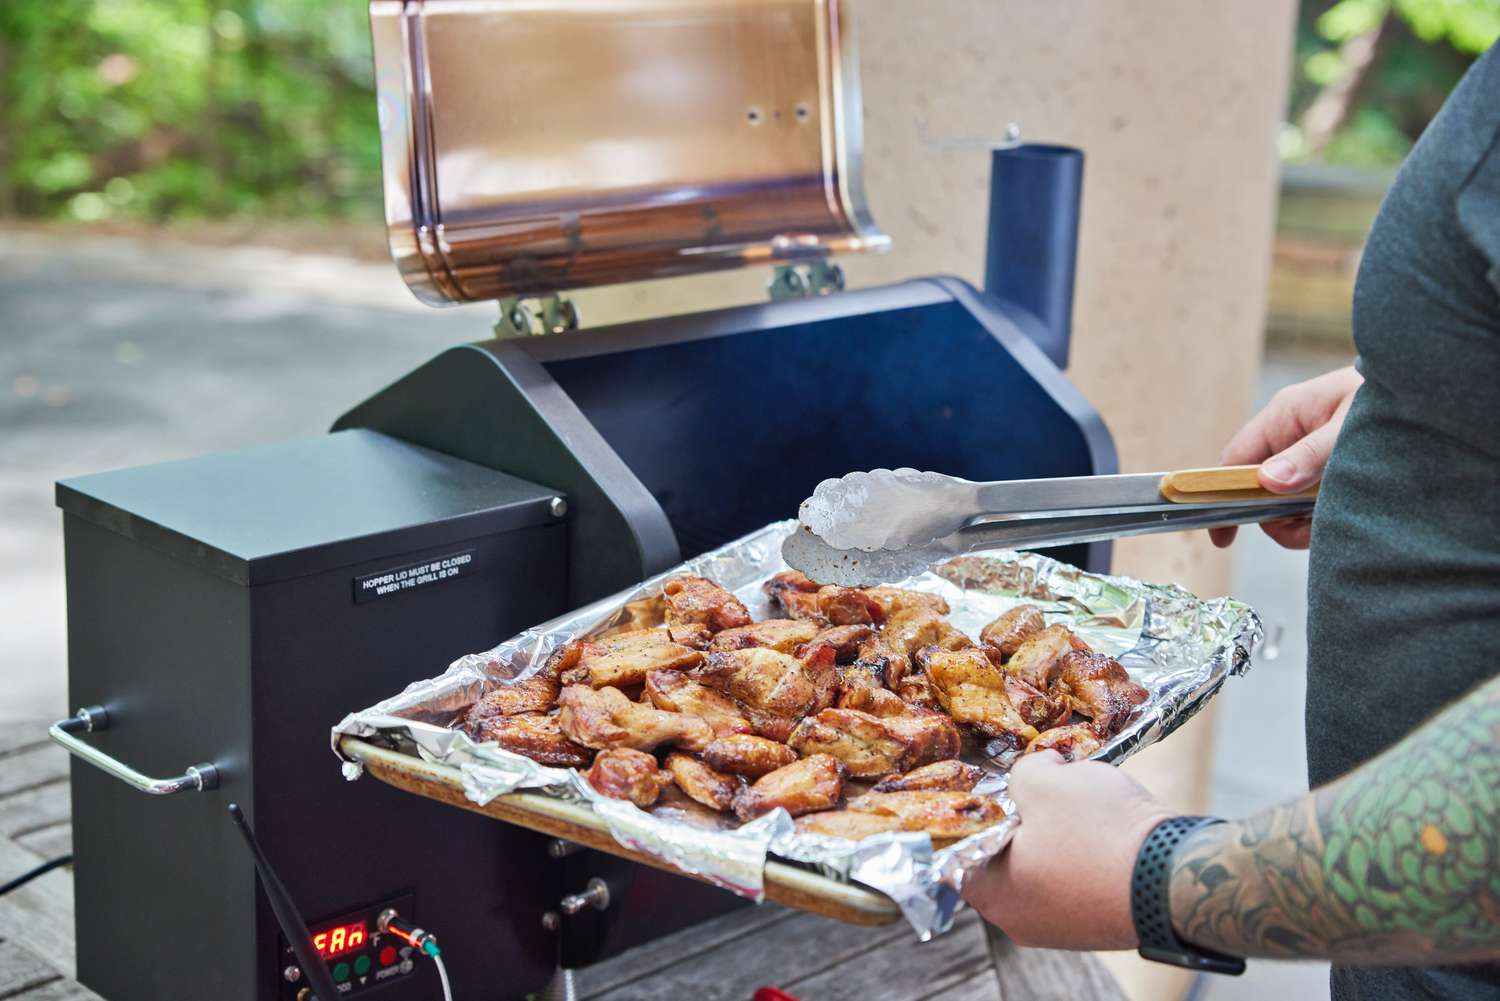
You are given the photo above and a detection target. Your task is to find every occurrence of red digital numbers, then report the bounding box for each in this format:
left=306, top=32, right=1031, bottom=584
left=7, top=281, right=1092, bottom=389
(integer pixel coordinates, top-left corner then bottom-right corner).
left=312, top=921, right=367, bottom=958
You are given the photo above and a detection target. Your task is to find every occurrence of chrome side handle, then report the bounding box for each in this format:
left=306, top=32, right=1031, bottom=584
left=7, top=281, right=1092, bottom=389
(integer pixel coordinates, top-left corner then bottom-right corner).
left=49, top=705, right=219, bottom=795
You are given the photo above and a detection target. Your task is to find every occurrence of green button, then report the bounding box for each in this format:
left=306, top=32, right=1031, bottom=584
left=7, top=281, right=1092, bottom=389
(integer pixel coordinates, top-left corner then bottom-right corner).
left=332, top=962, right=351, bottom=983
left=354, top=955, right=372, bottom=976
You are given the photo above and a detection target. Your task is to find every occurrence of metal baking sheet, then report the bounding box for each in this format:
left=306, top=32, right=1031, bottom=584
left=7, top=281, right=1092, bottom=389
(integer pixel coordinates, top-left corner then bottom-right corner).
left=333, top=520, right=1259, bottom=939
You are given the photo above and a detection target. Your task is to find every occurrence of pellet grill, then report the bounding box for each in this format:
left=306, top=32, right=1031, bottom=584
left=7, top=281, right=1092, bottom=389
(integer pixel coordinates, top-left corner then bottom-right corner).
left=48, top=2, right=1115, bottom=1000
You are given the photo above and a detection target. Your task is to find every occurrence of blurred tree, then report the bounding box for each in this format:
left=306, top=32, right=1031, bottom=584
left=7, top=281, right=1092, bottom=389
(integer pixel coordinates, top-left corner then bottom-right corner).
left=1286, top=0, right=1500, bottom=165
left=0, top=0, right=380, bottom=221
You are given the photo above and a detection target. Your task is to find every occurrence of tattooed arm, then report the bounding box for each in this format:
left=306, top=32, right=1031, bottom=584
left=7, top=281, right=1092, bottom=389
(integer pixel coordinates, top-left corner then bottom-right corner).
left=1170, top=673, right=1500, bottom=963
left=964, top=674, right=1500, bottom=962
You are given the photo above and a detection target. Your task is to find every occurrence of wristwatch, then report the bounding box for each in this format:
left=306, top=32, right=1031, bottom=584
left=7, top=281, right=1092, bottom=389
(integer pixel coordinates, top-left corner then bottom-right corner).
left=1130, top=815, right=1247, bottom=976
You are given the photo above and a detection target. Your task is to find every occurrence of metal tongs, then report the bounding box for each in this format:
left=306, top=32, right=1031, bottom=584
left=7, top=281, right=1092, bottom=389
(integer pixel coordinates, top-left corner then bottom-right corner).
left=782, top=465, right=1316, bottom=585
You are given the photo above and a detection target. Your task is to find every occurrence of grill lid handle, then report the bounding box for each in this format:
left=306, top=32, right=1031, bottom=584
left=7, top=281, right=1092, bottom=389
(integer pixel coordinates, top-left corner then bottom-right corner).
left=49, top=705, right=219, bottom=795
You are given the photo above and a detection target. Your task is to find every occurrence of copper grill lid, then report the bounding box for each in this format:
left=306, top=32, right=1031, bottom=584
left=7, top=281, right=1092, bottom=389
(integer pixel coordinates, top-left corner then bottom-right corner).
left=370, top=0, right=888, bottom=306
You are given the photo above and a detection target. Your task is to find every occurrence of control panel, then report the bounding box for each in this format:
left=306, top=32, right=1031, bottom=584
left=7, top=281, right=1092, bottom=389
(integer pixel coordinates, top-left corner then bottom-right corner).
left=281, top=893, right=418, bottom=999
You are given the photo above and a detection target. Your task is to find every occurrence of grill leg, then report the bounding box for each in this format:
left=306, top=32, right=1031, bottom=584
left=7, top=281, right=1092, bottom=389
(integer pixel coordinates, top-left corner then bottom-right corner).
left=541, top=968, right=578, bottom=1001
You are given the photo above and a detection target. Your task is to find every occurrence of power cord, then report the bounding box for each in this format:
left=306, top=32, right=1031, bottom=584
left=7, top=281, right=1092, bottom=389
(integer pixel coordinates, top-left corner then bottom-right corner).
left=0, top=854, right=73, bottom=897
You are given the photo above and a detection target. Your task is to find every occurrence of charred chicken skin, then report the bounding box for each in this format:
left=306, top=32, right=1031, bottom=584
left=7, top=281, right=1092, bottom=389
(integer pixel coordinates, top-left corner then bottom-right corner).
left=462, top=673, right=560, bottom=722
left=644, top=668, right=753, bottom=737
left=920, top=647, right=1039, bottom=750
left=700, top=733, right=799, bottom=777
left=979, top=605, right=1047, bottom=660
left=587, top=748, right=672, bottom=807
left=799, top=624, right=876, bottom=663
left=468, top=711, right=592, bottom=769
left=552, top=628, right=704, bottom=690
left=695, top=645, right=838, bottom=741
left=709, top=619, right=819, bottom=654
left=664, top=752, right=742, bottom=812
left=871, top=759, right=985, bottom=793
left=1002, top=674, right=1072, bottom=731
left=787, top=707, right=961, bottom=778
left=662, top=576, right=753, bottom=633
left=1024, top=721, right=1103, bottom=761
left=732, top=753, right=847, bottom=822
left=557, top=684, right=713, bottom=752
left=764, top=572, right=885, bottom=626
left=1056, top=651, right=1148, bottom=737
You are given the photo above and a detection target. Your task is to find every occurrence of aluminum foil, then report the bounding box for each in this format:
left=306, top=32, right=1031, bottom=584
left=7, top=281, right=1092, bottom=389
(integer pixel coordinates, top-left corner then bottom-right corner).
left=333, top=520, right=1260, bottom=939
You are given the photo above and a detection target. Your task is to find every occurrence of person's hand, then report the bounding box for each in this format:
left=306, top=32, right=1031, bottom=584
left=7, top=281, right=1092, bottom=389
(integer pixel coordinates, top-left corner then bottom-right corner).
left=1209, top=365, right=1363, bottom=550
left=962, top=751, right=1172, bottom=950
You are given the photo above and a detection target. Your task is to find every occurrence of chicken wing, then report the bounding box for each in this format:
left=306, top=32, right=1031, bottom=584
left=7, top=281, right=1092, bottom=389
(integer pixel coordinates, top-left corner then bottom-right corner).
left=644, top=669, right=752, bottom=737
left=871, top=759, right=984, bottom=793
left=467, top=712, right=592, bottom=768
left=863, top=586, right=950, bottom=618
left=1024, top=722, right=1103, bottom=761
left=732, top=754, right=847, bottom=821
left=700, top=733, right=799, bottom=778
left=587, top=748, right=672, bottom=808
left=763, top=573, right=884, bottom=626
left=709, top=619, right=819, bottom=654
left=663, top=752, right=741, bottom=812
left=794, top=809, right=908, bottom=840
left=463, top=673, right=560, bottom=723
left=666, top=622, right=713, bottom=649
left=920, top=647, right=1039, bottom=750
left=1056, top=651, right=1148, bottom=738
left=846, top=791, right=1006, bottom=840
left=838, top=679, right=909, bottom=718
left=662, top=575, right=753, bottom=633
left=788, top=708, right=961, bottom=778
left=557, top=685, right=713, bottom=752
left=553, top=628, right=704, bottom=690
left=799, top=624, right=876, bottom=663
left=895, top=672, right=943, bottom=712
left=979, top=605, right=1047, bottom=660
left=696, top=646, right=834, bottom=741
left=881, top=605, right=972, bottom=658
left=1004, top=624, right=1088, bottom=691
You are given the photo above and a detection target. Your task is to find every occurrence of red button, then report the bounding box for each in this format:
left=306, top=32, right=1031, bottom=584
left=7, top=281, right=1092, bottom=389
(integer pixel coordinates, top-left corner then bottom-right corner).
left=379, top=946, right=398, bottom=967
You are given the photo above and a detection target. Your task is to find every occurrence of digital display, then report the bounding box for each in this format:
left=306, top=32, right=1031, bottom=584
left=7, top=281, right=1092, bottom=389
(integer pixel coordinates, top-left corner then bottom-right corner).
left=312, top=920, right=367, bottom=959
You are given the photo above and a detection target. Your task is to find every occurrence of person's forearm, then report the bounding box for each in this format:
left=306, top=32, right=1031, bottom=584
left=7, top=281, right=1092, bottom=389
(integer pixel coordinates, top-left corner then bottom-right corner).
left=1169, top=673, right=1500, bottom=965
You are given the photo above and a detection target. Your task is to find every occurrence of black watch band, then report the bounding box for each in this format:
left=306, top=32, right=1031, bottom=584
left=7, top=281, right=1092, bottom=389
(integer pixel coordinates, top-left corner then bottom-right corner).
left=1131, top=816, right=1247, bottom=976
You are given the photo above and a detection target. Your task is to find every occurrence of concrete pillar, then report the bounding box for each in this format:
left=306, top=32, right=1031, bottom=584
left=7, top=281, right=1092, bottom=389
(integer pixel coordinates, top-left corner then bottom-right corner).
left=573, top=3, right=1297, bottom=995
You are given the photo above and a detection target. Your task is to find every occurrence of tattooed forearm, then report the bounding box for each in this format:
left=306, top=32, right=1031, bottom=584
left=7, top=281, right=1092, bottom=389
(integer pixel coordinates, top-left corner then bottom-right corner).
left=1168, top=674, right=1500, bottom=964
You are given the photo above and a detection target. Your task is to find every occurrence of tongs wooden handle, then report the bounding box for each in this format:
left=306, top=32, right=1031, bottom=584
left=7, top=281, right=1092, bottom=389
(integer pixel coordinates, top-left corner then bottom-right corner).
left=1159, top=465, right=1319, bottom=505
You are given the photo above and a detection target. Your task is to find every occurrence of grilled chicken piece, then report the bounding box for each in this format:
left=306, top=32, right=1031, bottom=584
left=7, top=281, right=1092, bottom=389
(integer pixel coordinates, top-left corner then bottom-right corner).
left=872, top=759, right=985, bottom=793
left=557, top=685, right=712, bottom=752
left=732, top=754, right=847, bottom=821
left=553, top=628, right=704, bottom=690
left=921, top=647, right=1039, bottom=750
left=979, top=605, right=1047, bottom=660
left=794, top=809, right=908, bottom=840
left=468, top=712, right=592, bottom=768
left=863, top=586, right=950, bottom=618
left=587, top=748, right=672, bottom=808
left=709, top=619, right=819, bottom=654
left=846, top=791, right=1006, bottom=840
left=696, top=645, right=838, bottom=741
left=799, top=624, right=876, bottom=663
left=881, top=606, right=972, bottom=657
left=662, top=576, right=753, bottom=633
left=664, top=752, right=741, bottom=812
left=1004, top=624, right=1089, bottom=691
left=788, top=708, right=960, bottom=778
left=666, top=622, right=714, bottom=649
left=1003, top=674, right=1072, bottom=730
left=1025, top=722, right=1104, bottom=761
left=644, top=669, right=753, bottom=737
left=764, top=573, right=885, bottom=626
left=1056, top=651, right=1148, bottom=737
left=700, top=734, right=799, bottom=778
left=852, top=636, right=912, bottom=689
left=463, top=673, right=560, bottom=723
left=838, top=680, right=909, bottom=718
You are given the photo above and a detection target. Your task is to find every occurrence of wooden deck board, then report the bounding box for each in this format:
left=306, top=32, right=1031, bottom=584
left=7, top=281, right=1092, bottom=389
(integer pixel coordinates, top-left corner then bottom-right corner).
left=0, top=718, right=1124, bottom=1001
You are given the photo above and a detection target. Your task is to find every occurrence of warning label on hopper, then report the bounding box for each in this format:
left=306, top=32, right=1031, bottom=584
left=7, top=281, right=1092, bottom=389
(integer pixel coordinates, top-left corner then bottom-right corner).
left=353, top=549, right=475, bottom=604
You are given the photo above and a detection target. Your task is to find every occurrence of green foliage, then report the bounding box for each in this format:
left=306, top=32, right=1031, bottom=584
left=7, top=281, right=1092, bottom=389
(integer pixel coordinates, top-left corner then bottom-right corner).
left=0, top=0, right=381, bottom=220
left=1289, top=0, right=1498, bottom=166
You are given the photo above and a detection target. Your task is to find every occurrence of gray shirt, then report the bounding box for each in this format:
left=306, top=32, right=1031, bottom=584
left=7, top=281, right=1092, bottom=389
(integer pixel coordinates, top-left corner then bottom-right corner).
left=1306, top=41, right=1500, bottom=1001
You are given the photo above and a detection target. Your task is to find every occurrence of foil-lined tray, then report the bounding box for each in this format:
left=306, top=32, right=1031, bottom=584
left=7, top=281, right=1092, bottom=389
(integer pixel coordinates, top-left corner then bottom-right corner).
left=332, top=520, right=1259, bottom=939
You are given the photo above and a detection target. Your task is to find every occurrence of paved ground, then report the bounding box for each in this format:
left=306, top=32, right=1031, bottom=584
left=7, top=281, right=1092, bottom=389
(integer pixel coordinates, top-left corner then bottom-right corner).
left=0, top=230, right=1351, bottom=999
